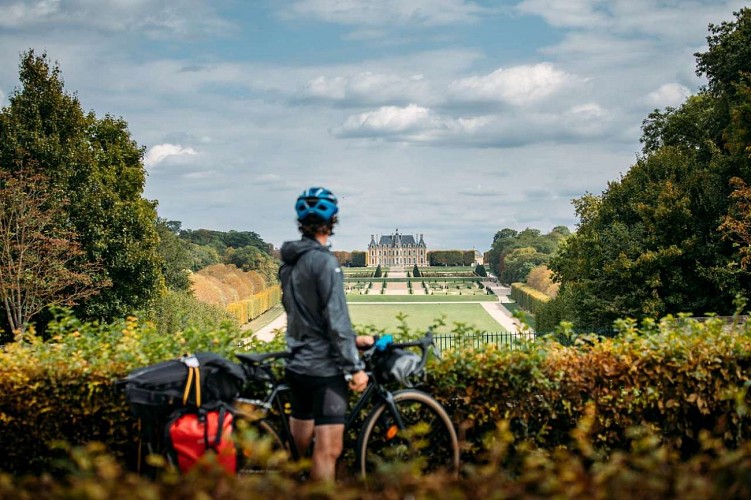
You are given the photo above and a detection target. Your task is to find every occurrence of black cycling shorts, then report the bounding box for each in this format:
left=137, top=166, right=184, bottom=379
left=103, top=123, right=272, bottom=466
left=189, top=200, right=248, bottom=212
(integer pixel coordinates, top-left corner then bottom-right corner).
left=285, top=369, right=348, bottom=425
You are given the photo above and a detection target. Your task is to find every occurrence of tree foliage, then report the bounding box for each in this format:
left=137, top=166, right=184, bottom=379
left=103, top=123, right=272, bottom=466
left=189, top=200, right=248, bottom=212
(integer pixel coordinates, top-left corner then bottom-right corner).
left=179, top=228, right=269, bottom=254
left=428, top=250, right=474, bottom=266
left=176, top=227, right=278, bottom=284
left=550, top=9, right=751, bottom=328
left=0, top=51, right=163, bottom=323
left=351, top=251, right=367, bottom=267
left=486, top=227, right=569, bottom=284
left=155, top=219, right=192, bottom=291
left=0, top=171, right=107, bottom=339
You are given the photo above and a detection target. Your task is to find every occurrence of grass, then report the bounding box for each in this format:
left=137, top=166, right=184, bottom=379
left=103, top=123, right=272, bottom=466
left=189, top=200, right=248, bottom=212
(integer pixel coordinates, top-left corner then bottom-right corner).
left=347, top=294, right=497, bottom=302
left=348, top=303, right=506, bottom=333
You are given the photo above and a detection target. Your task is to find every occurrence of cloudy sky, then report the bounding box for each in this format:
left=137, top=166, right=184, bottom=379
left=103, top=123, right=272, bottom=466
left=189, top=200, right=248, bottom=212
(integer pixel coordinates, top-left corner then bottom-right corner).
left=0, top=0, right=747, bottom=252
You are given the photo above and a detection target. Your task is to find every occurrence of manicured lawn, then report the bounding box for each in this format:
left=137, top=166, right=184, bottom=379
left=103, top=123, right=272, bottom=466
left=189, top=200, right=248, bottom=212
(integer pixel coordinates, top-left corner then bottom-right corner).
left=347, top=294, right=497, bottom=302
left=348, top=303, right=506, bottom=333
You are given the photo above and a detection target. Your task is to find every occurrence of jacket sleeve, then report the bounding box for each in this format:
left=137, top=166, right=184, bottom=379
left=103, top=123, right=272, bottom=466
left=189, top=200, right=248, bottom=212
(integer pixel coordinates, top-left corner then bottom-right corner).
left=317, top=255, right=365, bottom=374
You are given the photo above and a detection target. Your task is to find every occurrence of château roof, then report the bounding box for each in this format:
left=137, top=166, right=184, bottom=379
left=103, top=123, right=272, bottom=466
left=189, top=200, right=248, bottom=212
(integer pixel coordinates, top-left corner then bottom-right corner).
left=379, top=234, right=416, bottom=245
left=369, top=230, right=426, bottom=248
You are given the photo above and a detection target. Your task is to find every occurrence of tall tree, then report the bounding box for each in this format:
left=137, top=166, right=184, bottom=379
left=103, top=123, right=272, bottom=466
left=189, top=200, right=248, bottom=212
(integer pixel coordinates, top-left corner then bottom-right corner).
left=551, top=9, right=751, bottom=328
left=486, top=227, right=569, bottom=283
left=0, top=51, right=164, bottom=321
left=0, top=170, right=106, bottom=339
left=156, top=219, right=192, bottom=291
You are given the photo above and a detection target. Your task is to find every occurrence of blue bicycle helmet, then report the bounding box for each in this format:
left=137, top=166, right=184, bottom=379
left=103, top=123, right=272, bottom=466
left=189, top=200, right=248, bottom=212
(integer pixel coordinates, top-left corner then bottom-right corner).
left=295, top=187, right=339, bottom=222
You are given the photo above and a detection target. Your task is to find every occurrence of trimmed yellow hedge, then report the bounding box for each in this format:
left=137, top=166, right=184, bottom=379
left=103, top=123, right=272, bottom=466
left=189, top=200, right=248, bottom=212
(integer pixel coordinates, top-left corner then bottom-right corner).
left=510, top=282, right=551, bottom=314
left=226, top=285, right=281, bottom=324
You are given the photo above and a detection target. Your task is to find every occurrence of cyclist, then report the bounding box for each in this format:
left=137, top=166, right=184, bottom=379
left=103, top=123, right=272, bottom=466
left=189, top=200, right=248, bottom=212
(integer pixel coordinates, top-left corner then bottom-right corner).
left=279, top=186, right=372, bottom=482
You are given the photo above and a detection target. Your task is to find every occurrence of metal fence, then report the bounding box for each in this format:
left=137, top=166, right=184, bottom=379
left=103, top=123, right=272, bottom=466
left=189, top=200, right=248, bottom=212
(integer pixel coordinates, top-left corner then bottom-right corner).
left=433, top=331, right=536, bottom=351
left=432, top=316, right=749, bottom=351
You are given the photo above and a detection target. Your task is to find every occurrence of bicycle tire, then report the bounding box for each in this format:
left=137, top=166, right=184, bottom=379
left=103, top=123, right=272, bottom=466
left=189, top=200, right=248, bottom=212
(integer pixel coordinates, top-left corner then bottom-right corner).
left=234, top=417, right=289, bottom=474
left=356, top=389, right=459, bottom=478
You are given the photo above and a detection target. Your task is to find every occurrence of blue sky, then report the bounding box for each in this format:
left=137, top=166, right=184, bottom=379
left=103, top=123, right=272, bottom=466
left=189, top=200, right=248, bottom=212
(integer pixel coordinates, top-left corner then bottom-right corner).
left=0, top=0, right=747, bottom=252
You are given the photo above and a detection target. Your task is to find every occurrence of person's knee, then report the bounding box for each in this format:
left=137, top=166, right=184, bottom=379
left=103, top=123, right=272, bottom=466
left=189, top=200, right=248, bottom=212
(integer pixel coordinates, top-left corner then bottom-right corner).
left=313, top=424, right=344, bottom=459
left=314, top=440, right=343, bottom=459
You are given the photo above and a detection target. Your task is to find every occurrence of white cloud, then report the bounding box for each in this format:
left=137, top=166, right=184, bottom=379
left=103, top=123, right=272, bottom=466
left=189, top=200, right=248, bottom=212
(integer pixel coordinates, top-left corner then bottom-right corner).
left=335, top=104, right=438, bottom=135
left=285, top=0, right=492, bottom=26
left=448, top=63, right=584, bottom=105
left=3, top=0, right=61, bottom=27
left=183, top=170, right=217, bottom=179
left=646, top=83, right=691, bottom=108
left=299, top=72, right=430, bottom=105
left=517, top=0, right=607, bottom=29
left=333, top=104, right=492, bottom=140
left=459, top=185, right=498, bottom=197
left=518, top=0, right=748, bottom=42
left=144, top=143, right=197, bottom=168
left=0, top=0, right=230, bottom=37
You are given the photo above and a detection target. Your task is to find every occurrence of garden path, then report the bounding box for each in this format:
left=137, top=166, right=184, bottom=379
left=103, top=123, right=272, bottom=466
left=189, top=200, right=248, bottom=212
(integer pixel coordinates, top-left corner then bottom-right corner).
left=251, top=312, right=286, bottom=341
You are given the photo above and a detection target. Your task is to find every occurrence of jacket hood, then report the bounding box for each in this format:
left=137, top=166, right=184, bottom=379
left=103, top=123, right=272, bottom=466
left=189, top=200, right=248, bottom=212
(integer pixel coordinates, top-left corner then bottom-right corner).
left=281, top=237, right=322, bottom=265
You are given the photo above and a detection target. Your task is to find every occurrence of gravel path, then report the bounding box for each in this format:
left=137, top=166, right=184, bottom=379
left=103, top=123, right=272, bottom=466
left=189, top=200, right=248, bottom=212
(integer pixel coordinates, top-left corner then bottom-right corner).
left=249, top=312, right=287, bottom=341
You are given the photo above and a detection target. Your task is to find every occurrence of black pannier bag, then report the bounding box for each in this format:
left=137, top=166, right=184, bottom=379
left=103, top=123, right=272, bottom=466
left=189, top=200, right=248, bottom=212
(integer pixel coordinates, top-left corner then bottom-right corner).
left=121, top=352, right=246, bottom=416
left=374, top=348, right=423, bottom=387
left=118, top=352, right=246, bottom=474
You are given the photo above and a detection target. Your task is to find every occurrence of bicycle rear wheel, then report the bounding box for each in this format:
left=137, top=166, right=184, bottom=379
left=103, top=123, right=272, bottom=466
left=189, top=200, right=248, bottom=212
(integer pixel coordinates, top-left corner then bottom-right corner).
left=356, top=389, right=459, bottom=478
left=234, top=415, right=290, bottom=474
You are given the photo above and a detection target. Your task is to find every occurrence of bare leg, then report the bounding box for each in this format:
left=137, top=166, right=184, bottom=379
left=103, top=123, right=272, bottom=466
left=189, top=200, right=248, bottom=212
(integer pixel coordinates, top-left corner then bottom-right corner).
left=289, top=417, right=314, bottom=458
left=311, top=424, right=344, bottom=482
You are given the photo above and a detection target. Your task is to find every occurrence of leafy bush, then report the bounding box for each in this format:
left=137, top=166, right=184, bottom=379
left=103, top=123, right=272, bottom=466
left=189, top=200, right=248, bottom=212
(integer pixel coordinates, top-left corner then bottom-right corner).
left=3, top=413, right=751, bottom=498
left=149, top=289, right=238, bottom=335
left=0, top=310, right=246, bottom=475
left=429, top=315, right=751, bottom=460
left=3, top=310, right=751, bottom=487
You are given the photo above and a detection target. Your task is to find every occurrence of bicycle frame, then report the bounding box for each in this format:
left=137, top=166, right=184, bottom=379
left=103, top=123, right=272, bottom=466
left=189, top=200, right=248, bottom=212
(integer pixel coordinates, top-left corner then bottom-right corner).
left=251, top=374, right=406, bottom=462
left=238, top=331, right=435, bottom=462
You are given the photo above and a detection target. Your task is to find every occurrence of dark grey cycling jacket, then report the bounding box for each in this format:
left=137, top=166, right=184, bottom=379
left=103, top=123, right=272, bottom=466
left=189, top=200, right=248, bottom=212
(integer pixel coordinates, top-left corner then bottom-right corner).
left=280, top=237, right=364, bottom=377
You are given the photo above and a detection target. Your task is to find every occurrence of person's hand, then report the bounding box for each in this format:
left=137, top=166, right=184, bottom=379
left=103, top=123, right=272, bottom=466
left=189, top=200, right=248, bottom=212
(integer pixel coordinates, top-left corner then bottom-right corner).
left=348, top=370, right=369, bottom=392
left=356, top=335, right=375, bottom=349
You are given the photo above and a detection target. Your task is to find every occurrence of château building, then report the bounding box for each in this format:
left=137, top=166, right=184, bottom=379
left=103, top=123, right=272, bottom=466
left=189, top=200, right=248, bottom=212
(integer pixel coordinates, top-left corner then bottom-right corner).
left=367, top=230, right=427, bottom=267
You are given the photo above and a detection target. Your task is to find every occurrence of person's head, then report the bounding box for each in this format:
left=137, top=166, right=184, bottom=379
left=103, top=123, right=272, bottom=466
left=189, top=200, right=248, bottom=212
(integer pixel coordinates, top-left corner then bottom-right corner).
left=295, top=187, right=339, bottom=238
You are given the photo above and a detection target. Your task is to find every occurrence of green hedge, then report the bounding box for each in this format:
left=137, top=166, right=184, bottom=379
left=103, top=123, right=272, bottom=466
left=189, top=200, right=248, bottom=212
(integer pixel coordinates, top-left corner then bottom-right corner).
left=2, top=312, right=751, bottom=482
left=0, top=310, right=250, bottom=475
left=429, top=316, right=751, bottom=459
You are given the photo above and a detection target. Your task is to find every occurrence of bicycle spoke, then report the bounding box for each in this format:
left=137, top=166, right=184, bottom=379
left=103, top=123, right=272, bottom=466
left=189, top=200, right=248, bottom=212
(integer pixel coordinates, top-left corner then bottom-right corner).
left=359, top=390, right=459, bottom=476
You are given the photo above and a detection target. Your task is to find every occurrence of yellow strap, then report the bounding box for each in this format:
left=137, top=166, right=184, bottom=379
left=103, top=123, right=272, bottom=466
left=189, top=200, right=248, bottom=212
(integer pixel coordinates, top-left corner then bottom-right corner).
left=182, top=366, right=194, bottom=406
left=195, top=367, right=201, bottom=408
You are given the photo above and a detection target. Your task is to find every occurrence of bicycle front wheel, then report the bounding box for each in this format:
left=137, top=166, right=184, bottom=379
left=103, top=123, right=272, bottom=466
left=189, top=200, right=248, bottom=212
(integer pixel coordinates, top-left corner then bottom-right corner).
left=356, top=389, right=459, bottom=477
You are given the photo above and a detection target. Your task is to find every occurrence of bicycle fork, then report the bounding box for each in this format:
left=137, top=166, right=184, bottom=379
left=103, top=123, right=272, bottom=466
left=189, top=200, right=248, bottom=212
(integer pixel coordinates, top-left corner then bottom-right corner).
left=381, top=391, right=407, bottom=430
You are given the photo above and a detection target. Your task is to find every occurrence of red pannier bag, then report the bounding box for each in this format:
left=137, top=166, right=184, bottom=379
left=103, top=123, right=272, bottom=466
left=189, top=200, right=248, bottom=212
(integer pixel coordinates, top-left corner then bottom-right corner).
left=167, top=405, right=237, bottom=474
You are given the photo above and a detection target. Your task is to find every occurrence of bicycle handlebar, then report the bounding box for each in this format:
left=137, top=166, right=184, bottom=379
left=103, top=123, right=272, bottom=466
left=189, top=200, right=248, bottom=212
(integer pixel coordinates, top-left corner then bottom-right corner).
left=390, top=330, right=434, bottom=352
left=362, top=330, right=439, bottom=378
